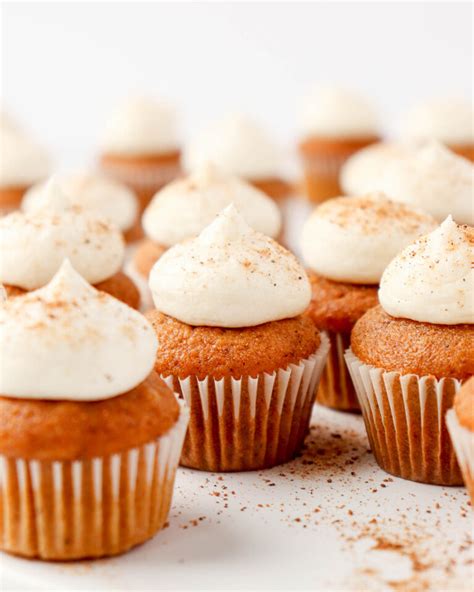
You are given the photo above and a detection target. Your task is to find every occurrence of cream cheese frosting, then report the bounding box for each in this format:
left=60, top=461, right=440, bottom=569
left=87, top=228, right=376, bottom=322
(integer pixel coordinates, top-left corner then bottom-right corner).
left=23, top=173, right=139, bottom=232
left=101, top=96, right=179, bottom=155
left=301, top=194, right=437, bottom=284
left=301, top=85, right=379, bottom=138
left=0, top=260, right=157, bottom=400
left=149, top=204, right=310, bottom=327
left=0, top=126, right=51, bottom=187
left=376, top=141, right=474, bottom=225
left=400, top=98, right=474, bottom=144
left=0, top=179, right=125, bottom=289
left=184, top=115, right=282, bottom=178
left=142, top=163, right=282, bottom=246
left=379, top=217, right=474, bottom=325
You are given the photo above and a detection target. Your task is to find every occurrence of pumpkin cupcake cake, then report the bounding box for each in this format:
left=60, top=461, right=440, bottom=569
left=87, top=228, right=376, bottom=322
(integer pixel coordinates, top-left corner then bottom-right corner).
left=184, top=114, right=291, bottom=200
left=98, top=96, right=181, bottom=211
left=346, top=217, right=473, bottom=485
left=298, top=85, right=380, bottom=203
left=0, top=261, right=189, bottom=560
left=23, top=172, right=142, bottom=243
left=146, top=205, right=329, bottom=472
left=447, top=378, right=474, bottom=504
left=132, top=163, right=282, bottom=280
left=301, top=194, right=436, bottom=411
left=0, top=179, right=140, bottom=309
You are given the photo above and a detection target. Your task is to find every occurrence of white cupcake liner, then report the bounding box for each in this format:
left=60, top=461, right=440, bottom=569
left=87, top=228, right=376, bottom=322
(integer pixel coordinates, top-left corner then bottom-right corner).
left=446, top=410, right=474, bottom=503
left=161, top=333, right=329, bottom=472
left=345, top=349, right=463, bottom=485
left=0, top=404, right=189, bottom=560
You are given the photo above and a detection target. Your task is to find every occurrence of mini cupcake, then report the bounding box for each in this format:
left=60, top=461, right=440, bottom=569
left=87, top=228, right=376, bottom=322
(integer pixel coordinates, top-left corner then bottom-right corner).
left=0, top=123, right=51, bottom=214
left=298, top=85, right=380, bottom=203
left=146, top=205, right=329, bottom=472
left=375, top=140, right=473, bottom=225
left=23, top=172, right=141, bottom=243
left=447, top=378, right=474, bottom=504
left=301, top=194, right=436, bottom=411
left=133, top=163, right=282, bottom=279
left=184, top=114, right=291, bottom=200
left=98, top=96, right=181, bottom=211
left=0, top=179, right=140, bottom=308
left=346, top=217, right=473, bottom=485
left=400, top=97, right=474, bottom=161
left=0, top=261, right=188, bottom=560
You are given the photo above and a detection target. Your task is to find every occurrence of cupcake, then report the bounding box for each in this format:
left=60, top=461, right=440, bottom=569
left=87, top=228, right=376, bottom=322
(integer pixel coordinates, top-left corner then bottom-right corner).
left=446, top=378, right=474, bottom=504
left=133, top=163, right=282, bottom=280
left=301, top=194, right=436, bottom=411
left=400, top=97, right=474, bottom=161
left=0, top=179, right=140, bottom=308
left=23, top=172, right=141, bottom=243
left=184, top=114, right=291, bottom=200
left=346, top=217, right=473, bottom=485
left=0, top=261, right=188, bottom=560
left=298, top=85, right=380, bottom=203
left=146, top=205, right=329, bottom=472
left=98, top=96, right=181, bottom=211
left=0, top=123, right=51, bottom=214
left=374, top=140, right=473, bottom=225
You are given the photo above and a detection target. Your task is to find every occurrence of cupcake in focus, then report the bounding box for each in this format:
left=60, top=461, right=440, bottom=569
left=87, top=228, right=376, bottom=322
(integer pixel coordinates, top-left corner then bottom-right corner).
left=146, top=205, right=329, bottom=472
left=301, top=194, right=436, bottom=411
left=298, top=86, right=380, bottom=203
left=346, top=217, right=473, bottom=485
left=98, top=96, right=181, bottom=211
left=184, top=114, right=291, bottom=200
left=446, top=378, right=474, bottom=504
left=0, top=261, right=188, bottom=560
left=0, top=121, right=51, bottom=214
left=400, top=97, right=474, bottom=161
left=132, top=163, right=282, bottom=280
left=23, top=172, right=141, bottom=243
left=0, top=179, right=140, bottom=308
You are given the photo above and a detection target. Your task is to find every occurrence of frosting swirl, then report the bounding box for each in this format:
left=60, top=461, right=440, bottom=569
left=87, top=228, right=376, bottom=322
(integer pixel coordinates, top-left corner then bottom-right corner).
left=379, top=217, right=474, bottom=325
left=184, top=115, right=281, bottom=178
left=301, top=194, right=437, bottom=284
left=0, top=126, right=51, bottom=187
left=23, top=173, right=138, bottom=232
left=143, top=163, right=282, bottom=246
left=149, top=205, right=310, bottom=327
left=0, top=179, right=125, bottom=289
left=0, top=261, right=157, bottom=400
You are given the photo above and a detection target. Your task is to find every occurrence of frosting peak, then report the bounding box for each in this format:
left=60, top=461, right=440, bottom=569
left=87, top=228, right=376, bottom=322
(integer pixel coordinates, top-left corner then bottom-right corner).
left=142, top=163, right=281, bottom=246
left=0, top=126, right=51, bottom=187
left=149, top=206, right=311, bottom=328
left=0, top=261, right=158, bottom=400
left=379, top=217, right=474, bottom=325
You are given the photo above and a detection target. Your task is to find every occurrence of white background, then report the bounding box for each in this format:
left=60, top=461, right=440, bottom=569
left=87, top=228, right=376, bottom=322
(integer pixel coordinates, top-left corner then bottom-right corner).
left=1, top=1, right=472, bottom=169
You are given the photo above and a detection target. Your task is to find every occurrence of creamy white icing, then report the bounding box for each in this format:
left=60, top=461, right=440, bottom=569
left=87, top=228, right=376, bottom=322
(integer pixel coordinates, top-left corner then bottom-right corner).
left=301, top=85, right=379, bottom=138
left=301, top=194, right=437, bottom=284
left=0, top=126, right=51, bottom=187
left=0, top=260, right=157, bottom=400
left=143, top=163, right=282, bottom=246
left=149, top=204, right=310, bottom=327
left=400, top=98, right=474, bottom=144
left=23, top=173, right=139, bottom=232
left=379, top=217, right=474, bottom=325
left=0, top=179, right=125, bottom=289
left=376, top=141, right=474, bottom=225
left=184, top=115, right=281, bottom=178
left=101, top=96, right=179, bottom=155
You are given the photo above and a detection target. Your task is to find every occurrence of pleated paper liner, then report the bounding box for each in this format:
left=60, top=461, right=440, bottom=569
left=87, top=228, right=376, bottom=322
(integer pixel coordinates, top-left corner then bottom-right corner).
left=300, top=152, right=348, bottom=203
left=446, top=410, right=474, bottom=504
left=161, top=334, right=330, bottom=472
left=345, top=350, right=463, bottom=485
left=316, top=331, right=360, bottom=412
left=0, top=404, right=189, bottom=560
